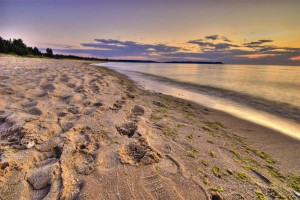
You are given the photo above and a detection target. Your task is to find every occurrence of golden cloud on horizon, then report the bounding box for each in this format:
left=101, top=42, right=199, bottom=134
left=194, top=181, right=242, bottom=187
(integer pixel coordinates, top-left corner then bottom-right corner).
left=235, top=54, right=277, bottom=59
left=290, top=56, right=300, bottom=61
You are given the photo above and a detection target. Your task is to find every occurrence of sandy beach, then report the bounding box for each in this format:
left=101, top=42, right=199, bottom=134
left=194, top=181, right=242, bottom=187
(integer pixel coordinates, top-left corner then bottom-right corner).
left=0, top=56, right=299, bottom=200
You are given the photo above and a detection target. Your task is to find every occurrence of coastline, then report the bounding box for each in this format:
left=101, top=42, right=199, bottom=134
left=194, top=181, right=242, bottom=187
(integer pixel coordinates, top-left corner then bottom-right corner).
left=119, top=70, right=300, bottom=123
left=97, top=62, right=300, bottom=141
left=98, top=64, right=300, bottom=172
left=0, top=56, right=299, bottom=199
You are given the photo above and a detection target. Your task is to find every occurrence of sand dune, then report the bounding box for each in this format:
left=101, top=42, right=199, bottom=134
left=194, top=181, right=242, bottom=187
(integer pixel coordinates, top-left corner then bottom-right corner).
left=0, top=56, right=299, bottom=200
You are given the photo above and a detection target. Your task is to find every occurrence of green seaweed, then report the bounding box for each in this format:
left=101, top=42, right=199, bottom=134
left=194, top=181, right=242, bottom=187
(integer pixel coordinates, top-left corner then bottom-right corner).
left=203, top=178, right=210, bottom=185
left=210, top=151, right=216, bottom=157
left=193, top=149, right=199, bottom=153
left=267, top=186, right=286, bottom=199
left=287, top=173, right=300, bottom=192
left=202, top=126, right=214, bottom=132
left=230, top=149, right=242, bottom=160
left=242, top=164, right=253, bottom=171
left=212, top=166, right=220, bottom=178
left=176, top=123, right=184, bottom=127
left=200, top=160, right=209, bottom=167
left=244, top=146, right=276, bottom=164
left=254, top=190, right=267, bottom=200
left=235, top=172, right=248, bottom=182
left=150, top=114, right=162, bottom=121
left=204, top=121, right=225, bottom=130
left=188, top=153, right=196, bottom=158
left=187, top=134, right=195, bottom=140
left=195, top=167, right=204, bottom=173
left=154, top=108, right=167, bottom=114
left=211, top=186, right=223, bottom=192
left=184, top=113, right=194, bottom=118
left=266, top=165, right=285, bottom=182
left=161, top=127, right=177, bottom=135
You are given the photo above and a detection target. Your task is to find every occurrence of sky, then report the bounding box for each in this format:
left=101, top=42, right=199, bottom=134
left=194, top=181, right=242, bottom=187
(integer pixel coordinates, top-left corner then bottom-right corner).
left=1, top=0, right=300, bottom=65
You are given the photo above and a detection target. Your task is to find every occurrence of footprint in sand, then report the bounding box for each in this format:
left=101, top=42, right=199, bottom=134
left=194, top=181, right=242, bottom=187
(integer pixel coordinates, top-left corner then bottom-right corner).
left=110, top=97, right=126, bottom=110
left=128, top=105, right=145, bottom=122
left=0, top=87, right=15, bottom=95
left=116, top=122, right=137, bottom=138
left=74, top=85, right=85, bottom=93
left=27, top=107, right=43, bottom=116
left=90, top=84, right=100, bottom=94
left=88, top=79, right=101, bottom=94
left=41, top=83, right=55, bottom=93
left=0, top=116, right=27, bottom=149
left=66, top=83, right=77, bottom=89
left=131, top=105, right=145, bottom=116
left=119, top=131, right=162, bottom=166
left=116, top=105, right=145, bottom=137
left=0, top=75, right=10, bottom=80
left=73, top=128, right=100, bottom=175
left=67, top=105, right=80, bottom=115
left=59, top=95, right=72, bottom=103
left=26, top=137, right=65, bottom=200
left=21, top=101, right=38, bottom=108
left=141, top=169, right=183, bottom=200
left=59, top=74, right=69, bottom=82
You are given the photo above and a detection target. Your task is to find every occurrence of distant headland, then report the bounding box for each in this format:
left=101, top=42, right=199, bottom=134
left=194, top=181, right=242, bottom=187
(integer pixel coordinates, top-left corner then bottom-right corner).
left=109, top=60, right=223, bottom=64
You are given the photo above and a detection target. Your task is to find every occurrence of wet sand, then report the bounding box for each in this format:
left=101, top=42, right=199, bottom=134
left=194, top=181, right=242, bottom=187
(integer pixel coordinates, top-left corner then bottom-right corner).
left=0, top=56, right=299, bottom=199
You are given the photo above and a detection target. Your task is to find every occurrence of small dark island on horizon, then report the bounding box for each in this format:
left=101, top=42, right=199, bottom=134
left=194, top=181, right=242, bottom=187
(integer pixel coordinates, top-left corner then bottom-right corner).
left=164, top=61, right=223, bottom=64
left=110, top=59, right=223, bottom=64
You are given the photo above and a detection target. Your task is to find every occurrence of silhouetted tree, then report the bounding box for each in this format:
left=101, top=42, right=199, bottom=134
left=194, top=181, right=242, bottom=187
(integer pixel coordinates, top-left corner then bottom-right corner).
left=1, top=36, right=107, bottom=61
left=46, top=48, right=53, bottom=57
left=33, top=47, right=42, bottom=55
left=12, top=39, right=27, bottom=55
left=0, top=37, right=6, bottom=53
left=0, top=37, right=43, bottom=56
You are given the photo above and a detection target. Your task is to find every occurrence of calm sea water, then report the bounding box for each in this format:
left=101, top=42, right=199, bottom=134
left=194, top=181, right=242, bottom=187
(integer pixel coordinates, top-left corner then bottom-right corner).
left=94, top=62, right=300, bottom=140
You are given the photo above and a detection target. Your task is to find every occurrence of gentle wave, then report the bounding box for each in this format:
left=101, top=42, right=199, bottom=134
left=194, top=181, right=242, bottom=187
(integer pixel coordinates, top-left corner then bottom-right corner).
left=127, top=70, right=300, bottom=123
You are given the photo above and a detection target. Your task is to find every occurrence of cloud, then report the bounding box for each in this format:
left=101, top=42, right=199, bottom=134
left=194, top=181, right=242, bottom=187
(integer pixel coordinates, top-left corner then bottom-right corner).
left=188, top=39, right=239, bottom=51
left=222, top=36, right=231, bottom=42
left=39, top=43, right=76, bottom=49
left=81, top=39, right=181, bottom=54
left=55, top=39, right=182, bottom=59
left=188, top=40, right=214, bottom=47
left=235, top=54, right=277, bottom=59
left=290, top=55, right=300, bottom=61
left=163, top=36, right=300, bottom=65
left=205, top=35, right=219, bottom=40
left=53, top=36, right=300, bottom=65
left=243, top=39, right=273, bottom=47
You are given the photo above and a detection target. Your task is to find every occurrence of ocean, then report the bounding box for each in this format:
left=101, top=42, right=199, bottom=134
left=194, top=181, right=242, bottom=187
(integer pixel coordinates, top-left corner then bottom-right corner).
left=94, top=62, right=300, bottom=140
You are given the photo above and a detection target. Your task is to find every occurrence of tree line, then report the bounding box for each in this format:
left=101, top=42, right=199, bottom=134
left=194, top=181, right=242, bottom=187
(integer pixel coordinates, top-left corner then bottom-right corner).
left=0, top=37, right=45, bottom=56
left=0, top=37, right=107, bottom=61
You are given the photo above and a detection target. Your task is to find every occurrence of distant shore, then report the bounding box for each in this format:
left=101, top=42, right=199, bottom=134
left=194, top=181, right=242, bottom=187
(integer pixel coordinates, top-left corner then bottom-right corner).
left=0, top=56, right=299, bottom=199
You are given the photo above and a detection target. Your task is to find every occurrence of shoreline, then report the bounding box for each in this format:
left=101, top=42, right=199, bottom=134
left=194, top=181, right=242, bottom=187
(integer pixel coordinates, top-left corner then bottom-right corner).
left=122, top=69, right=300, bottom=123
left=98, top=65, right=300, bottom=170
left=0, top=56, right=299, bottom=199
left=96, top=63, right=300, bottom=141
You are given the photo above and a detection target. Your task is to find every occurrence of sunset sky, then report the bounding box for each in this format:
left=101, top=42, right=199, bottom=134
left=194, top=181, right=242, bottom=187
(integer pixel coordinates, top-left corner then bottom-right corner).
left=1, top=0, right=300, bottom=65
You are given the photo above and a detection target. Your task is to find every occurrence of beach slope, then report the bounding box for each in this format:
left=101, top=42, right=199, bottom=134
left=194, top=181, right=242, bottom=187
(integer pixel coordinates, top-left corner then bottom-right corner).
left=0, top=56, right=299, bottom=199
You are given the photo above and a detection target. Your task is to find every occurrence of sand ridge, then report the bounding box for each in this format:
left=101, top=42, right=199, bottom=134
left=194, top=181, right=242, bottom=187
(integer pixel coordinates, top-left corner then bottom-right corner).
left=0, top=56, right=299, bottom=200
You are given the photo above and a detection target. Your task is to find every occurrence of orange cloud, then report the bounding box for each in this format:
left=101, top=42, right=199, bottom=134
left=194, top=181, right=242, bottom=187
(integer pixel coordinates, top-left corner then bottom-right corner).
left=290, top=56, right=300, bottom=61
left=236, top=54, right=277, bottom=59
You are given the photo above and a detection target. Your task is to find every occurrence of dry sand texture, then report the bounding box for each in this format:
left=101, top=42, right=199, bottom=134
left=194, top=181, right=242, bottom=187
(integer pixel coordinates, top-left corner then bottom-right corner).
left=0, top=56, right=299, bottom=200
